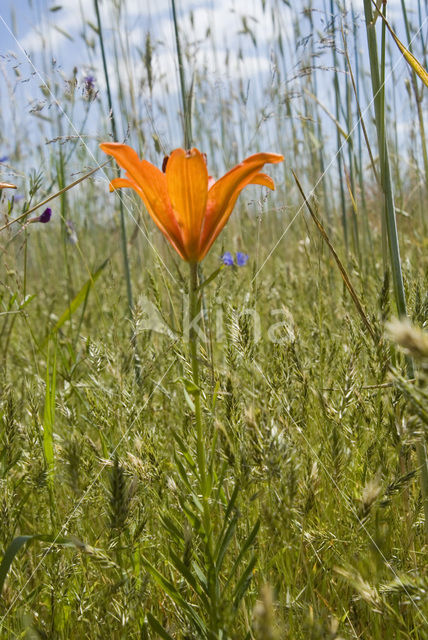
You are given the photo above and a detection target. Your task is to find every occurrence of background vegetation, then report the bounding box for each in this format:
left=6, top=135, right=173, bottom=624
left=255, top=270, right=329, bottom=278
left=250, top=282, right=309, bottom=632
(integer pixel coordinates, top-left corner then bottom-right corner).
left=0, top=0, right=427, bottom=637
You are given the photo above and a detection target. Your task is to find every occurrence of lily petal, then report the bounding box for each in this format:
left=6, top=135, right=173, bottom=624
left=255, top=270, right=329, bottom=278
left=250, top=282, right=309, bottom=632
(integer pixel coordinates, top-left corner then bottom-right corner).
left=100, top=143, right=187, bottom=259
left=198, top=153, right=283, bottom=260
left=109, top=177, right=137, bottom=192
left=165, top=148, right=208, bottom=262
left=249, top=173, right=275, bottom=190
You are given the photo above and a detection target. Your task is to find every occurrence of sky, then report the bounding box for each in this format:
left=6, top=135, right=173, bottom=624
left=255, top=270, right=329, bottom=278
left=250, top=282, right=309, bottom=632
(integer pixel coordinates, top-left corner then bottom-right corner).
left=0, top=0, right=425, bottom=176
left=0, top=0, right=288, bottom=109
left=0, top=1, right=281, bottom=150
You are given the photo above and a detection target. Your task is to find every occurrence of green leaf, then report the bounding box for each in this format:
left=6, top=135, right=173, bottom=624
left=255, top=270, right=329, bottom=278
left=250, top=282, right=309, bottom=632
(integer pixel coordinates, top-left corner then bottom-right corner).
left=183, top=386, right=195, bottom=412
left=192, top=560, right=208, bottom=593
left=174, top=454, right=193, bottom=491
left=7, top=294, right=17, bottom=310
left=232, top=554, right=257, bottom=610
left=141, top=556, right=187, bottom=608
left=215, top=513, right=238, bottom=572
left=141, top=556, right=206, bottom=635
left=196, top=265, right=225, bottom=292
left=146, top=613, right=175, bottom=640
left=189, top=491, right=204, bottom=517
left=0, top=534, right=94, bottom=595
left=173, top=431, right=197, bottom=474
left=174, top=376, right=200, bottom=394
left=224, top=519, right=260, bottom=592
left=43, top=340, right=57, bottom=488
left=223, top=483, right=240, bottom=524
left=180, top=501, right=202, bottom=532
left=44, top=258, right=109, bottom=343
left=18, top=294, right=36, bottom=310
left=174, top=376, right=201, bottom=411
left=377, top=7, right=428, bottom=88
left=0, top=535, right=33, bottom=595
left=169, top=551, right=209, bottom=607
left=160, top=514, right=183, bottom=543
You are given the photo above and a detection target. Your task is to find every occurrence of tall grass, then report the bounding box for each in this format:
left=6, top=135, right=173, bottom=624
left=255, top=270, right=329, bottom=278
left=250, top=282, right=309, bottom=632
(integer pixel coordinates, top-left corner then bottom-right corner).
left=0, top=0, right=427, bottom=638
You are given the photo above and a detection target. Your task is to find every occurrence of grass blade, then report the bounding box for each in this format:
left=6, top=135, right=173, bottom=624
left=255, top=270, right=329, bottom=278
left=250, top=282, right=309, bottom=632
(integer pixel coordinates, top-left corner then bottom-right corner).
left=375, top=4, right=428, bottom=87
left=141, top=555, right=206, bottom=635
left=0, top=534, right=98, bottom=595
left=292, top=171, right=376, bottom=343
left=43, top=340, right=57, bottom=489
left=46, top=258, right=109, bottom=341
left=146, top=613, right=175, bottom=640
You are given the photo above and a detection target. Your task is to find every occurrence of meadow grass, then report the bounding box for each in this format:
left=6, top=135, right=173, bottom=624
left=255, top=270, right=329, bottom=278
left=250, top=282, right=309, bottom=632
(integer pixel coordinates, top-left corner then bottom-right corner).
left=0, top=0, right=427, bottom=638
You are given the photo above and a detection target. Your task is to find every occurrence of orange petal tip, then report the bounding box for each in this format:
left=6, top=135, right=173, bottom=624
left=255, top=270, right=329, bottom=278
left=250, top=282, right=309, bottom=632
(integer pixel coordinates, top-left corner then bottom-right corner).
left=268, top=153, right=284, bottom=164
left=251, top=173, right=276, bottom=190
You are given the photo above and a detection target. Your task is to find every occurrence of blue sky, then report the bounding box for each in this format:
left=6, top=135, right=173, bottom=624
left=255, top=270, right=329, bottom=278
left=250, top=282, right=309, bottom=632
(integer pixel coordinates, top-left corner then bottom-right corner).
left=0, top=0, right=425, bottom=174
left=0, top=1, right=284, bottom=140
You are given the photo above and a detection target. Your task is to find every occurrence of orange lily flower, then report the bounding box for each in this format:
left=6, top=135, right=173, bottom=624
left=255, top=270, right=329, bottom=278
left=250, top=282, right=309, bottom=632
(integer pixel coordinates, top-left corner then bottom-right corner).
left=100, top=143, right=284, bottom=262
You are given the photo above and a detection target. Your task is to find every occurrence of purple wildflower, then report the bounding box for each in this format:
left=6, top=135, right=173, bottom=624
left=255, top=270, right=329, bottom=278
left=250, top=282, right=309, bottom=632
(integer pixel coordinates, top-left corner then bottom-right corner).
left=236, top=252, right=249, bottom=266
left=221, top=251, right=234, bottom=266
left=0, top=155, right=9, bottom=163
left=84, top=75, right=95, bottom=90
left=38, top=207, right=52, bottom=223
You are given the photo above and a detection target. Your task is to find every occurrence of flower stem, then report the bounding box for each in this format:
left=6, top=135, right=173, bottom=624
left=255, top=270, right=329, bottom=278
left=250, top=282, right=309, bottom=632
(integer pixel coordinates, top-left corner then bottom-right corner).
left=188, top=261, right=218, bottom=630
left=189, top=261, right=206, bottom=492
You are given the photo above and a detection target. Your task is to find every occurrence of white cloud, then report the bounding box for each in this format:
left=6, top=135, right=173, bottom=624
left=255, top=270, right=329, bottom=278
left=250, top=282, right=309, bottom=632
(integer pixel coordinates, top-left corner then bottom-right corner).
left=19, top=2, right=92, bottom=53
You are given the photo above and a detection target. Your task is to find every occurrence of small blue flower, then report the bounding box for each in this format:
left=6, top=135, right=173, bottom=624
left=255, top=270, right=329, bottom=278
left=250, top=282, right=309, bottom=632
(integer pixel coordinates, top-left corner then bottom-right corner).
left=221, top=251, right=234, bottom=266
left=236, top=252, right=249, bottom=266
left=38, top=207, right=52, bottom=223
left=0, top=155, right=9, bottom=163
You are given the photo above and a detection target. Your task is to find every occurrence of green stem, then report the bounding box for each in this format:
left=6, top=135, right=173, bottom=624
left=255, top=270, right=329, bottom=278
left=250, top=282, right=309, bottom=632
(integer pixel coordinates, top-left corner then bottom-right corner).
left=188, top=262, right=218, bottom=629
left=363, top=0, right=406, bottom=318
left=171, top=0, right=192, bottom=149
left=329, top=0, right=348, bottom=253
left=94, top=0, right=133, bottom=314
left=189, top=261, right=206, bottom=491
left=400, top=0, right=428, bottom=233
left=417, top=440, right=428, bottom=535
left=352, top=8, right=374, bottom=263
left=94, top=0, right=141, bottom=381
left=364, top=0, right=428, bottom=538
left=379, top=1, right=388, bottom=269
